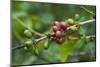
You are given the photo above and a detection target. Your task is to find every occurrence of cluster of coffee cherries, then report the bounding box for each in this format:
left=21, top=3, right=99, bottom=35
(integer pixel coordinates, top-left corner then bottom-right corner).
left=52, top=21, right=67, bottom=44
left=52, top=17, right=80, bottom=45
left=23, top=29, right=33, bottom=50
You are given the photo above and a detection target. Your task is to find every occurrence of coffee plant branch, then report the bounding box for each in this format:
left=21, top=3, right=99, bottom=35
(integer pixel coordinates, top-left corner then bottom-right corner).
left=12, top=35, right=95, bottom=50
left=34, top=19, right=95, bottom=42
left=12, top=19, right=95, bottom=50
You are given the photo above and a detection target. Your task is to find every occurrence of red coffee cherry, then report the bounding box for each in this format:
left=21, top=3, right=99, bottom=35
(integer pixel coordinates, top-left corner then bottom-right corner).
left=53, top=20, right=60, bottom=27
left=55, top=31, right=62, bottom=38
left=60, top=23, right=68, bottom=30
left=55, top=38, right=64, bottom=44
left=53, top=26, right=58, bottom=33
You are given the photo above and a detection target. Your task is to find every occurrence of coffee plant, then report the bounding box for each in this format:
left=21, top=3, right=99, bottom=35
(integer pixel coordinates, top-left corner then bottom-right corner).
left=12, top=1, right=96, bottom=66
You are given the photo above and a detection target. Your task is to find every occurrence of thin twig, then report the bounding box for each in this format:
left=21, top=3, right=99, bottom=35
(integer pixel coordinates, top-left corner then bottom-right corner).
left=68, top=19, right=95, bottom=30
left=80, top=6, right=95, bottom=15
left=79, top=19, right=95, bottom=25
left=67, top=35, right=95, bottom=40
left=12, top=45, right=25, bottom=50
left=14, top=17, right=45, bottom=36
left=35, top=36, right=47, bottom=43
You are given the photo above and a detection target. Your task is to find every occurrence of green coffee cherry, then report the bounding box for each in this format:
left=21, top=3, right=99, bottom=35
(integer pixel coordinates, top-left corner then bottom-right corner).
left=25, top=39, right=33, bottom=47
left=75, top=14, right=80, bottom=20
left=24, top=30, right=32, bottom=38
left=24, top=46, right=28, bottom=50
left=23, top=46, right=31, bottom=51
left=67, top=18, right=75, bottom=25
left=44, top=41, right=49, bottom=49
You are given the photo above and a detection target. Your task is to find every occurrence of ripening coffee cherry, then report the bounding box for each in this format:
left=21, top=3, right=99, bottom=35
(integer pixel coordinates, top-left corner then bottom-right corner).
left=71, top=26, right=78, bottom=32
left=60, top=23, right=68, bottom=31
left=53, top=20, right=60, bottom=27
left=25, top=39, right=33, bottom=46
left=55, top=38, right=64, bottom=44
left=53, top=26, right=58, bottom=33
left=67, top=18, right=75, bottom=25
left=75, top=14, right=80, bottom=20
left=55, top=31, right=62, bottom=38
left=24, top=30, right=32, bottom=38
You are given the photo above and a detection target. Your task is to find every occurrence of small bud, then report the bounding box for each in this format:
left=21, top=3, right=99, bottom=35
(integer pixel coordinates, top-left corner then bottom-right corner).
left=24, top=46, right=28, bottom=50
left=75, top=14, right=80, bottom=20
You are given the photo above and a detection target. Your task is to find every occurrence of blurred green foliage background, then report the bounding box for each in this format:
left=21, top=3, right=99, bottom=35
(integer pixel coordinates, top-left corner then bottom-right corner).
left=11, top=1, right=96, bottom=65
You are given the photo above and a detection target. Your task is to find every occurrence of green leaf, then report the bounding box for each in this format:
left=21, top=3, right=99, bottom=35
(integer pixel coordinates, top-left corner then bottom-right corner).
left=59, top=40, right=78, bottom=62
